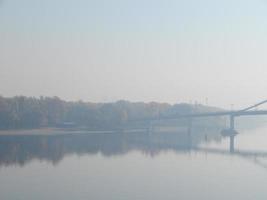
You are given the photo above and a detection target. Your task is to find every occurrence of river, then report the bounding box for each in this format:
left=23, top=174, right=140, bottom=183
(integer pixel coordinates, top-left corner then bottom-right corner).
left=0, top=125, right=267, bottom=200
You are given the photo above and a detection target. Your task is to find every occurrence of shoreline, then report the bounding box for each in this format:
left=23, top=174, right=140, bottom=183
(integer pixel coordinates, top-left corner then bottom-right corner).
left=0, top=127, right=150, bottom=136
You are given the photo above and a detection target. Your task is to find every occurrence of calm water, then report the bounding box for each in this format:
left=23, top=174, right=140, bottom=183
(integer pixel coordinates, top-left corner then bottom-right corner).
left=1, top=126, right=267, bottom=200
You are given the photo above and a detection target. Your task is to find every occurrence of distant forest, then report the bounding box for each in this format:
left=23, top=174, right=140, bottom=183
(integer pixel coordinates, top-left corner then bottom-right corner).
left=0, top=96, right=224, bottom=130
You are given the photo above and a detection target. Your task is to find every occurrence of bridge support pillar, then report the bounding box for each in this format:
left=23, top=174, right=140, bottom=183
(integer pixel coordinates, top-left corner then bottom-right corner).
left=230, top=115, right=235, bottom=130
left=230, top=135, right=235, bottom=153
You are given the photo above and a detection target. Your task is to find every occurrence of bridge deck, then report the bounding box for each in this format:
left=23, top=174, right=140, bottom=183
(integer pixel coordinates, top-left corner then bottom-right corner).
left=159, top=110, right=267, bottom=120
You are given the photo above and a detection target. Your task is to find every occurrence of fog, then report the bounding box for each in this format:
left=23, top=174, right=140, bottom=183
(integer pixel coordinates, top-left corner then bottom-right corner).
left=1, top=0, right=267, bottom=109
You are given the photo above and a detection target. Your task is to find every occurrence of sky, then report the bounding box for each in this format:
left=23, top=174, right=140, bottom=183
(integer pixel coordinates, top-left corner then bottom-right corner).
left=1, top=0, right=267, bottom=109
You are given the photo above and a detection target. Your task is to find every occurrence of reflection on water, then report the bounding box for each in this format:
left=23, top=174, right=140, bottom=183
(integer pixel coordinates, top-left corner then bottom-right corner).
left=0, top=130, right=208, bottom=167
left=1, top=127, right=267, bottom=200
left=1, top=127, right=267, bottom=168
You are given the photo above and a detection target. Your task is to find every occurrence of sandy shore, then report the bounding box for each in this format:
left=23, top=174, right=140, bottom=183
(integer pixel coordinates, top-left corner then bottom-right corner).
left=0, top=128, right=148, bottom=136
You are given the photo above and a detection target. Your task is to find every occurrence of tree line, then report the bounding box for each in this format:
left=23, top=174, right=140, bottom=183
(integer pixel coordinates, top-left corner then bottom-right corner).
left=0, top=96, right=223, bottom=130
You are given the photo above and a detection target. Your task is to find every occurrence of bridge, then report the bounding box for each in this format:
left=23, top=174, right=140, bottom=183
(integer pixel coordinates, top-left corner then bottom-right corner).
left=149, top=100, right=267, bottom=154
left=155, top=99, right=267, bottom=133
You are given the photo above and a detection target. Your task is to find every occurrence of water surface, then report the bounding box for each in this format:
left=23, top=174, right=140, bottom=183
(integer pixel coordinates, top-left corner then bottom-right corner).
left=1, top=126, right=267, bottom=200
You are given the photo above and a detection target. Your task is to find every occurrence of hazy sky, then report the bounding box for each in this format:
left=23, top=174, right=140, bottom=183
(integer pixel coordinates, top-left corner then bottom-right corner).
left=1, top=0, right=267, bottom=109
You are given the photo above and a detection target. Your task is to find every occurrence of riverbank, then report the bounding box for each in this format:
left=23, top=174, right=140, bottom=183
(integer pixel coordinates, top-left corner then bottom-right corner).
left=0, top=127, right=150, bottom=136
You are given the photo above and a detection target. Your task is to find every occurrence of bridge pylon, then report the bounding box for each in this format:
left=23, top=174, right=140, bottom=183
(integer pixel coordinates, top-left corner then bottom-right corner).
left=230, top=114, right=235, bottom=130
left=230, top=135, right=235, bottom=153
